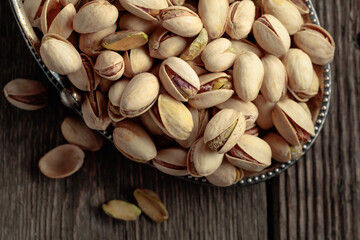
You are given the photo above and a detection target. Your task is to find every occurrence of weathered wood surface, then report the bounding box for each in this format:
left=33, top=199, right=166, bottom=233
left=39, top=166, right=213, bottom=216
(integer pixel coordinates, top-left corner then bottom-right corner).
left=0, top=0, right=359, bottom=239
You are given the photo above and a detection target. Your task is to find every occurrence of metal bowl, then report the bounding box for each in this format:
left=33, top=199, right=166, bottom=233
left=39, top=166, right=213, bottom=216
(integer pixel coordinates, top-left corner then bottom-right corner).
left=9, top=0, right=332, bottom=186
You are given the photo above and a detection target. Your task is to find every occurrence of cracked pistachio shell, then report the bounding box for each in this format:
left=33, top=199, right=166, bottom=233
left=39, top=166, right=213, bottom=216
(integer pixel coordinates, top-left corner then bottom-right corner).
left=188, top=72, right=234, bottom=109
left=134, top=189, right=168, bottom=223
left=198, top=0, right=229, bottom=39
left=149, top=93, right=194, bottom=140
left=187, top=137, right=224, bottom=177
left=153, top=147, right=189, bottom=176
left=272, top=99, right=315, bottom=146
left=159, top=6, right=203, bottom=37
left=180, top=28, right=208, bottom=61
left=40, top=33, right=82, bottom=75
left=230, top=39, right=263, bottom=58
left=261, top=54, right=287, bottom=103
left=253, top=14, right=290, bottom=57
left=79, top=23, right=117, bottom=58
left=159, top=57, right=200, bottom=102
left=119, top=13, right=160, bottom=35
left=94, top=50, right=124, bottom=81
left=204, top=109, right=246, bottom=154
left=23, top=0, right=42, bottom=28
left=102, top=200, right=141, bottom=221
left=294, top=23, right=335, bottom=65
left=226, top=135, right=271, bottom=172
left=206, top=160, right=244, bottom=187
left=282, top=48, right=313, bottom=92
left=288, top=68, right=319, bottom=102
left=73, top=1, right=118, bottom=34
left=149, top=28, right=188, bottom=60
left=113, top=121, right=157, bottom=163
left=120, top=73, right=160, bottom=118
left=263, top=132, right=302, bottom=163
left=108, top=79, right=130, bottom=107
left=39, top=144, right=84, bottom=179
left=124, top=46, right=154, bottom=78
left=253, top=94, right=276, bottom=130
left=201, top=38, right=236, bottom=73
left=263, top=0, right=303, bottom=35
left=226, top=0, right=255, bottom=40
left=233, top=51, right=264, bottom=102
left=119, top=0, right=168, bottom=21
left=103, top=30, right=149, bottom=51
left=140, top=111, right=164, bottom=135
left=216, top=97, right=258, bottom=130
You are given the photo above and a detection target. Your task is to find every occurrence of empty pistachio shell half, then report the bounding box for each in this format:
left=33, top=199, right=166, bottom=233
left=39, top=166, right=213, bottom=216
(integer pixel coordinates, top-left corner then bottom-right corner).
left=226, top=0, right=255, bottom=40
left=113, top=121, right=157, bottom=163
left=253, top=94, right=276, bottom=130
left=204, top=109, right=246, bottom=154
left=94, top=50, right=124, bottom=81
left=102, top=30, right=149, bottom=51
left=124, top=46, right=154, bottom=78
left=102, top=200, right=141, bottom=221
left=119, top=13, right=160, bottom=35
left=140, top=111, right=164, bottom=135
left=133, top=189, right=169, bottom=223
left=153, top=147, right=189, bottom=176
left=38, top=144, right=85, bottom=179
left=226, top=135, right=272, bottom=172
left=230, top=39, right=263, bottom=58
left=180, top=28, right=208, bottom=61
left=119, top=0, right=168, bottom=22
left=206, top=160, right=244, bottom=187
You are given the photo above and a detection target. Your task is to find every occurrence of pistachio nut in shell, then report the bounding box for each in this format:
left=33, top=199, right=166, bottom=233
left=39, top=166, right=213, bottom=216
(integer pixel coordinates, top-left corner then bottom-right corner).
left=198, top=0, right=229, bottom=39
left=206, top=160, right=244, bottom=187
left=180, top=28, right=208, bottom=61
left=40, top=33, right=82, bottom=75
left=153, top=147, right=189, bottom=176
left=253, top=14, right=290, bottom=57
left=226, top=0, right=255, bottom=40
left=159, top=6, right=203, bottom=37
left=188, top=72, right=234, bottom=109
left=94, top=50, right=124, bottom=81
left=108, top=101, right=126, bottom=123
left=108, top=79, right=130, bottom=107
left=124, top=46, right=154, bottom=78
left=23, top=0, right=42, bottom=28
left=102, top=200, right=141, bottom=221
left=187, top=137, right=224, bottom=177
left=159, top=57, right=200, bottom=102
left=230, top=39, right=263, bottom=58
left=119, top=0, right=168, bottom=21
left=140, top=111, right=164, bottom=135
left=282, top=48, right=313, bottom=93
left=102, top=30, right=149, bottom=51
left=120, top=73, right=160, bottom=118
left=294, top=23, right=335, bottom=65
left=119, top=13, right=160, bottom=35
left=61, top=117, right=104, bottom=151
left=113, top=121, right=157, bottom=163
left=226, top=135, right=272, bottom=172
left=204, top=109, right=246, bottom=154
left=134, top=189, right=168, bottom=223
left=201, top=38, right=236, bottom=73
left=38, top=144, right=84, bottom=179
left=73, top=0, right=118, bottom=34
left=149, top=93, right=194, bottom=140
left=272, top=99, right=315, bottom=146
left=288, top=68, right=319, bottom=102
left=263, top=132, right=302, bottom=163
left=3, top=79, right=48, bottom=111
left=233, top=51, right=264, bottom=102
left=253, top=94, right=276, bottom=130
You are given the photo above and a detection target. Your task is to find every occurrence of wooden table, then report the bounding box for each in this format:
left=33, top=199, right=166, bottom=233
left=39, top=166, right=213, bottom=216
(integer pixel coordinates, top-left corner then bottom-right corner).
left=1, top=0, right=359, bottom=239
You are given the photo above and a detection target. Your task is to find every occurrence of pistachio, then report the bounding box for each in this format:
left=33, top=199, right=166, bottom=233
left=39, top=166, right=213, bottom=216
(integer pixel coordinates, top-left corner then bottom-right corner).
left=119, top=0, right=168, bottom=22
left=108, top=101, right=126, bottom=123
left=263, top=132, right=302, bottom=162
left=124, top=46, right=154, bottom=78
left=23, top=0, right=43, bottom=29
left=98, top=78, right=115, bottom=94
left=206, top=160, right=244, bottom=187
left=119, top=13, right=160, bottom=35
left=102, top=200, right=141, bottom=221
left=38, top=144, right=84, bottom=179
left=102, top=30, right=149, bottom=51
left=134, top=189, right=169, bottom=223
left=185, top=58, right=209, bottom=76
left=226, top=0, right=255, bottom=40
left=253, top=94, right=276, bottom=130
left=288, top=68, right=319, bottom=102
left=167, top=0, right=185, bottom=6
left=230, top=39, right=263, bottom=58
left=153, top=147, right=189, bottom=176
left=108, top=79, right=130, bottom=107
left=94, top=50, right=124, bottom=81
left=3, top=79, right=48, bottom=111
left=140, top=111, right=164, bottom=135
left=180, top=28, right=208, bottom=61
left=288, top=0, right=309, bottom=14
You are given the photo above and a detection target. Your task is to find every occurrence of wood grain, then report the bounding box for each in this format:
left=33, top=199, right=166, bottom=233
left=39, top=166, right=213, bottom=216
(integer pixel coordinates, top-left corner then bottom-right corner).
left=0, top=0, right=359, bottom=239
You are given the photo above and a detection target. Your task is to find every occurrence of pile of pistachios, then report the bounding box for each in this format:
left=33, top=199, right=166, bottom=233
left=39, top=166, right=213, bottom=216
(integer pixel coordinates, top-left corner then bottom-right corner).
left=20, top=0, right=335, bottom=187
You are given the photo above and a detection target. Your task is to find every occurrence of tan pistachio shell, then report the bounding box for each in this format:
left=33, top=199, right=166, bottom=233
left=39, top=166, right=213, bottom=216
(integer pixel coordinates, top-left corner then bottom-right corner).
left=94, top=50, right=125, bottom=81
left=60, top=0, right=81, bottom=7
left=119, top=13, right=160, bottom=34
left=140, top=111, right=164, bottom=135
left=108, top=101, right=126, bottom=123
left=153, top=147, right=189, bottom=176
left=253, top=94, right=276, bottom=130
left=288, top=68, right=319, bottom=102
left=226, top=0, right=255, bottom=40
left=288, top=0, right=309, bottom=14
left=124, top=46, right=154, bottom=78
left=206, top=160, right=244, bottom=187
left=230, top=39, right=263, bottom=58
left=119, top=0, right=168, bottom=21
left=185, top=58, right=209, bottom=76
left=108, top=79, right=130, bottom=107
left=23, top=0, right=42, bottom=29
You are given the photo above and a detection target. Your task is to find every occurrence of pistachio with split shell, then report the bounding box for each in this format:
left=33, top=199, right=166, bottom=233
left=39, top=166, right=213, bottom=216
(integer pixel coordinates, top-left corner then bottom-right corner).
left=102, top=200, right=141, bottom=221
left=133, top=189, right=168, bottom=223
left=119, top=0, right=168, bottom=21
left=272, top=99, right=315, bottom=146
left=226, top=0, right=255, bottom=40
left=159, top=57, right=200, bottom=101
left=294, top=23, right=335, bottom=65
left=198, top=0, right=229, bottom=39
left=188, top=72, right=234, bottom=109
left=108, top=101, right=126, bottom=123
left=201, top=38, right=236, bottom=73
left=102, top=30, right=149, bottom=51
left=94, top=50, right=124, bottom=81
left=107, top=79, right=129, bottom=122
left=149, top=93, right=194, bottom=140
left=288, top=68, right=319, bottom=102
left=119, top=13, right=160, bottom=35
left=204, top=109, right=246, bottom=154
left=149, top=28, right=188, bottom=60
left=261, top=54, right=287, bottom=103
left=263, top=132, right=302, bottom=163
left=113, top=121, right=157, bottom=163
left=253, top=14, right=290, bottom=57
left=180, top=28, right=208, bottom=61
left=206, top=160, right=244, bottom=187
left=253, top=94, right=276, bottom=130
left=23, top=0, right=43, bottom=29
left=226, top=135, right=271, bottom=172
left=187, top=137, right=224, bottom=177
left=40, top=33, right=82, bottom=75
left=120, top=73, right=160, bottom=118
left=153, top=147, right=189, bottom=176
left=124, top=46, right=154, bottom=78
left=73, top=0, right=118, bottom=34
left=233, top=51, right=264, bottom=102
left=159, top=6, right=203, bottom=37
left=140, top=111, right=164, bottom=135
left=230, top=39, right=263, bottom=58
left=282, top=48, right=313, bottom=92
